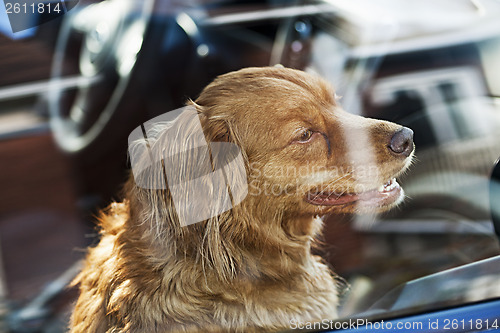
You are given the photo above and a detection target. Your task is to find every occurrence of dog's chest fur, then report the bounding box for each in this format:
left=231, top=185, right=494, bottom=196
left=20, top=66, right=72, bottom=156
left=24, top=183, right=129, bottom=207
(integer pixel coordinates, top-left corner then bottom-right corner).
left=71, top=207, right=338, bottom=332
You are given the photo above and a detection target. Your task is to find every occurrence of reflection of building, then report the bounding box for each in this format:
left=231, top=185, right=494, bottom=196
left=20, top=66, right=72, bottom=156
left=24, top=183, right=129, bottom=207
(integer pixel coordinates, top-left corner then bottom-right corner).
left=278, top=1, right=500, bottom=227
left=365, top=65, right=500, bottom=223
left=318, top=0, right=500, bottom=225
left=365, top=64, right=500, bottom=225
left=368, top=67, right=489, bottom=146
left=277, top=0, right=500, bottom=316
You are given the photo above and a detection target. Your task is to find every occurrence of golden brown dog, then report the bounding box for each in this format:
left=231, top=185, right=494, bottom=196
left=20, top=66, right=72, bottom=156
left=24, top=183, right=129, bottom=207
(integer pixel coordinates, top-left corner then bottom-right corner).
left=70, top=67, right=414, bottom=332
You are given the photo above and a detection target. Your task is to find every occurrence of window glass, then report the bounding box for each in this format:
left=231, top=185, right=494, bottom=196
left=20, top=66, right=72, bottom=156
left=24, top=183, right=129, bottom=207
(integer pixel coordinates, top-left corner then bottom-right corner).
left=274, top=0, right=500, bottom=319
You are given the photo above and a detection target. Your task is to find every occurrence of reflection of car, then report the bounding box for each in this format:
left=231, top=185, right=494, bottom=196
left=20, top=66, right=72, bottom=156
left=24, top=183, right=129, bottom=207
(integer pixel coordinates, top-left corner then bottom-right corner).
left=1, top=0, right=500, bottom=332
left=285, top=252, right=500, bottom=332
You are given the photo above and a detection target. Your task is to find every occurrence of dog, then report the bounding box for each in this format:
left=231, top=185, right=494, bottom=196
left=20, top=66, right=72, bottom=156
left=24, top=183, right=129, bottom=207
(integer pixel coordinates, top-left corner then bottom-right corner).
left=70, top=67, right=414, bottom=332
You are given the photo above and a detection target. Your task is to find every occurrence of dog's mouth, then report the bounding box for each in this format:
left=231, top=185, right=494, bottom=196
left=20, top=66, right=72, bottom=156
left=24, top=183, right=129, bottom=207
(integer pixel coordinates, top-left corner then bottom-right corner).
left=305, top=178, right=403, bottom=208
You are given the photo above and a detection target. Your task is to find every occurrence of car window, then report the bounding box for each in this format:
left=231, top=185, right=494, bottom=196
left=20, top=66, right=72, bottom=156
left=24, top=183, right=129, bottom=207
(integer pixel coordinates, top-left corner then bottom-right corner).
left=1, top=0, right=500, bottom=332
left=273, top=0, right=500, bottom=322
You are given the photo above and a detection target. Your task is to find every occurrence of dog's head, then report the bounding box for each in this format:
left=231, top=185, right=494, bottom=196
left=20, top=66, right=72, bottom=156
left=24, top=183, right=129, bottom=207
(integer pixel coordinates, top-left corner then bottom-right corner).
left=194, top=67, right=414, bottom=216
left=126, top=67, right=413, bottom=269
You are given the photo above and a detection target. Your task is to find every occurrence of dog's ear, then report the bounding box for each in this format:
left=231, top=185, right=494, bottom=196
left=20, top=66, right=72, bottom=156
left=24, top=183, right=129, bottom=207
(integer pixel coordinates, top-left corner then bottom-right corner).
left=187, top=100, right=244, bottom=146
left=204, top=116, right=232, bottom=143
left=129, top=105, right=246, bottom=225
left=127, top=103, right=249, bottom=280
left=212, top=127, right=231, bottom=142
left=127, top=106, right=211, bottom=236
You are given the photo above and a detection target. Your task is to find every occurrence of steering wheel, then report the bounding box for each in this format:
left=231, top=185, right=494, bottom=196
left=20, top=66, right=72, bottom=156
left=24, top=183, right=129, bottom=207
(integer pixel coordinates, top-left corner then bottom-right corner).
left=49, top=0, right=155, bottom=154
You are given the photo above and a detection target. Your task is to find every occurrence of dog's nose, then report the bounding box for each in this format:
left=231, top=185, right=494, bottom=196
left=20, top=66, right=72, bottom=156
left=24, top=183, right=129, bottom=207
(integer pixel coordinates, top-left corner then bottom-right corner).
left=389, top=127, right=414, bottom=157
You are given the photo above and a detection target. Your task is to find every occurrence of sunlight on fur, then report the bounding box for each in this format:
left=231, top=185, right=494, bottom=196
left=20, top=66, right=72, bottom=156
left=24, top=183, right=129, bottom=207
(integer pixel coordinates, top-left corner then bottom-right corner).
left=70, top=67, right=414, bottom=332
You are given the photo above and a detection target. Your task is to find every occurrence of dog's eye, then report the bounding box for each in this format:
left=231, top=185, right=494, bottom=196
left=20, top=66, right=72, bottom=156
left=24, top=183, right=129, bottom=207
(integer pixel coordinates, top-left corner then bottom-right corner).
left=298, top=129, right=314, bottom=142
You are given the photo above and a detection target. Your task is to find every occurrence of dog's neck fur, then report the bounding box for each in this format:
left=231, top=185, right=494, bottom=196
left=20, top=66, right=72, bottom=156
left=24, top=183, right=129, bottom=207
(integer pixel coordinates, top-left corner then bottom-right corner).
left=120, top=185, right=324, bottom=285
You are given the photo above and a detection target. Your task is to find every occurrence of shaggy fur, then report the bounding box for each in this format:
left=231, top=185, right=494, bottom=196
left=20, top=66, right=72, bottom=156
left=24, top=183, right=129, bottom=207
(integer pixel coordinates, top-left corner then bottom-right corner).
left=70, top=67, right=414, bottom=332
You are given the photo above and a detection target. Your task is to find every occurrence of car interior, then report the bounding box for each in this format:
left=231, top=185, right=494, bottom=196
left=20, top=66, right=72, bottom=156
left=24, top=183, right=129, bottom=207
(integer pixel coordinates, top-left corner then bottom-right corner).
left=1, top=0, right=500, bottom=332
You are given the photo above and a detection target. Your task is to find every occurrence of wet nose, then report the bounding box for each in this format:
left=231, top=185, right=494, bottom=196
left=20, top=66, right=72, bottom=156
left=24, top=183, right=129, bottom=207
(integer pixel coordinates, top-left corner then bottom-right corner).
left=389, top=127, right=414, bottom=157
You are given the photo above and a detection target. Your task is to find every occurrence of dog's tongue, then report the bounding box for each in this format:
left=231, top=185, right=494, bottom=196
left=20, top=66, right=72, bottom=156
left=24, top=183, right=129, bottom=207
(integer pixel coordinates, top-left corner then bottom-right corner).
left=307, top=192, right=362, bottom=206
left=306, top=179, right=401, bottom=206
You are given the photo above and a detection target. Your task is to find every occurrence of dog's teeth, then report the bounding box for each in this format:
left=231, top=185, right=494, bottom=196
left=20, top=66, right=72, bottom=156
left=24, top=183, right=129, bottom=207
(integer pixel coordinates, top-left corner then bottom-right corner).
left=378, top=179, right=398, bottom=192
left=387, top=179, right=397, bottom=191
